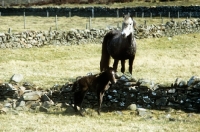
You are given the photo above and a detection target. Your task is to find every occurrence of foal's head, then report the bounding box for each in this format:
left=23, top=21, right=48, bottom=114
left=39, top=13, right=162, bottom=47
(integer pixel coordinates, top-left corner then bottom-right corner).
left=105, top=68, right=117, bottom=84
left=121, top=13, right=136, bottom=38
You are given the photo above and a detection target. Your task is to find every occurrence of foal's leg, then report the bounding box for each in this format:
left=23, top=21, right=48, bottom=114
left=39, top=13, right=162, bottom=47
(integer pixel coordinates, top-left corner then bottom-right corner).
left=128, top=56, right=135, bottom=75
left=73, top=91, right=81, bottom=112
left=79, top=90, right=88, bottom=116
left=121, top=59, right=125, bottom=73
left=113, top=59, right=119, bottom=72
left=97, top=91, right=105, bottom=115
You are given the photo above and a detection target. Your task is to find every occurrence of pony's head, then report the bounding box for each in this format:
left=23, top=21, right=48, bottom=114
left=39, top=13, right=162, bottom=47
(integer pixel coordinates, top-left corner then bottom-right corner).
left=121, top=13, right=136, bottom=38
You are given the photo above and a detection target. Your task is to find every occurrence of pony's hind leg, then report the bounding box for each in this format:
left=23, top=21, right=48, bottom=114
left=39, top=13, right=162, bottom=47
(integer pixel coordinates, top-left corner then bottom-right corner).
left=113, top=59, right=119, bottom=72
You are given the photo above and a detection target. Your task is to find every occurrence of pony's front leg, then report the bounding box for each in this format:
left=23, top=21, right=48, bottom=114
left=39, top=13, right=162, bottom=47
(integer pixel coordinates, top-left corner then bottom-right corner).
left=121, top=60, right=125, bottom=73
left=128, top=56, right=135, bottom=75
left=97, top=91, right=104, bottom=115
left=113, top=59, right=119, bottom=72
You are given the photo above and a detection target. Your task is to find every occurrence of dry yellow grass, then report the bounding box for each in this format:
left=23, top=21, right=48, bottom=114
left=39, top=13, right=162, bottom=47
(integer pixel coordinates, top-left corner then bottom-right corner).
left=0, top=109, right=200, bottom=132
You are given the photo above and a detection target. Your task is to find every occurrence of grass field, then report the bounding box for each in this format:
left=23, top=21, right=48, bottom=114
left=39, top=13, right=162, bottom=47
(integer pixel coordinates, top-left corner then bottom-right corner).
left=0, top=33, right=200, bottom=88
left=0, top=7, right=200, bottom=130
left=0, top=33, right=200, bottom=131
left=0, top=110, right=200, bottom=132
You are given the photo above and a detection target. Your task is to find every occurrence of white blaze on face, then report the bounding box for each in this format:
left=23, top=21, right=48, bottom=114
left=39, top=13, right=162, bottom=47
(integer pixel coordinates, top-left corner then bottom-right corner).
left=121, top=17, right=133, bottom=38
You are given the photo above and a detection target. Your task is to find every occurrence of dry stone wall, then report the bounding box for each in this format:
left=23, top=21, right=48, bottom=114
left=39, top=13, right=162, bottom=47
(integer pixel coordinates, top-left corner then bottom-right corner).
left=1, top=6, right=200, bottom=17
left=0, top=18, right=200, bottom=49
left=0, top=73, right=200, bottom=115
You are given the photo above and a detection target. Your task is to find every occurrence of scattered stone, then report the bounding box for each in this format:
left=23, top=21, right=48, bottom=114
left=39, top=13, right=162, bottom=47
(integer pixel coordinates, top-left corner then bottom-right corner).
left=114, top=111, right=123, bottom=115
left=188, top=76, right=200, bottom=86
left=10, top=74, right=23, bottom=83
left=23, top=91, right=43, bottom=101
left=0, top=107, right=8, bottom=114
left=41, top=94, right=51, bottom=102
left=16, top=100, right=26, bottom=107
left=136, top=108, right=151, bottom=117
left=42, top=100, right=54, bottom=109
left=39, top=106, right=48, bottom=112
left=127, top=104, right=137, bottom=111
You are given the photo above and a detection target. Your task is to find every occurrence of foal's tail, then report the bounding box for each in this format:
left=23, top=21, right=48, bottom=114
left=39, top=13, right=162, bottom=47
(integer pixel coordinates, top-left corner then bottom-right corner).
left=100, top=32, right=111, bottom=72
left=71, top=81, right=78, bottom=92
left=70, top=76, right=82, bottom=92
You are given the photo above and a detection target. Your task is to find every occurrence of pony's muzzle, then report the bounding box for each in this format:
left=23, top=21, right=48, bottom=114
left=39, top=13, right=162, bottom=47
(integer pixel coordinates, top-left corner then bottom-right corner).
left=121, top=32, right=126, bottom=38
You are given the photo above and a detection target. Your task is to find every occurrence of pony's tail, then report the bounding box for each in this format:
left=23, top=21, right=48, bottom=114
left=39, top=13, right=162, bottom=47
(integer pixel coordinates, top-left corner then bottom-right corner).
left=100, top=32, right=111, bottom=72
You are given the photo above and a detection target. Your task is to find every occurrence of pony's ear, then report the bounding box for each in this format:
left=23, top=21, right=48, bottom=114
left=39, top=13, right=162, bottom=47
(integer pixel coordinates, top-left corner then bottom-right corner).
left=133, top=19, right=137, bottom=29
left=123, top=13, right=131, bottom=18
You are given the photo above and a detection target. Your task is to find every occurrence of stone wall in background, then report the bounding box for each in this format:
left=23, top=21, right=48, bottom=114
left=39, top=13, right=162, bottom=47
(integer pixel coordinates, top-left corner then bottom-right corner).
left=1, top=6, right=200, bottom=17
left=0, top=18, right=200, bottom=49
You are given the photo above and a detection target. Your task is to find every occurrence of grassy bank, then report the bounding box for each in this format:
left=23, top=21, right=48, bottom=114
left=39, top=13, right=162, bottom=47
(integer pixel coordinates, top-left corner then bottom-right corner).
left=0, top=33, right=199, bottom=89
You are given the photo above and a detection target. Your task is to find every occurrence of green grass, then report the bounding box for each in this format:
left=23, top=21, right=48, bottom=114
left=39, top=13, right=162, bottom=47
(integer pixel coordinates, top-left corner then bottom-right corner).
left=0, top=33, right=199, bottom=89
